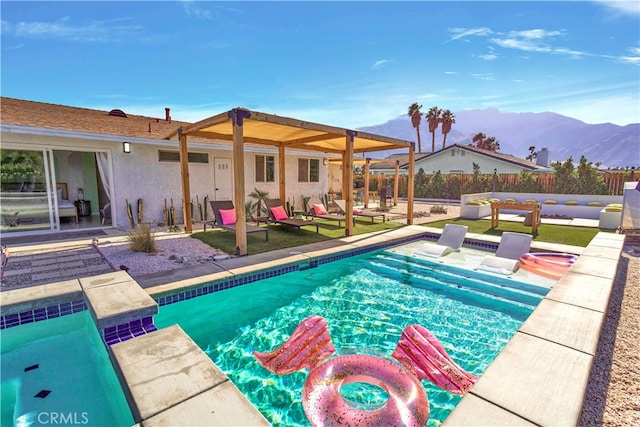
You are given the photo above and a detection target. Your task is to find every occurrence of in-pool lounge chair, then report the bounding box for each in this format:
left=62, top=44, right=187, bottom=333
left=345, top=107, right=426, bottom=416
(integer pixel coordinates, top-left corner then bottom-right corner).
left=476, top=231, right=532, bottom=275
left=416, top=224, right=468, bottom=257
left=305, top=197, right=350, bottom=228
left=335, top=200, right=386, bottom=223
left=210, top=200, right=269, bottom=241
left=264, top=198, right=319, bottom=233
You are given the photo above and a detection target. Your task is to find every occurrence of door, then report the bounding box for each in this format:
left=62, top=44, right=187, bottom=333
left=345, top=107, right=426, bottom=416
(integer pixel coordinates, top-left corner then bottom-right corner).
left=0, top=148, right=56, bottom=234
left=213, top=158, right=233, bottom=201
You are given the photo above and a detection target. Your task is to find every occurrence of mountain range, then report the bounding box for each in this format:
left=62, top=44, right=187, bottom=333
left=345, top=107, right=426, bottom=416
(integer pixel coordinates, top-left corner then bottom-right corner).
left=358, top=108, right=639, bottom=168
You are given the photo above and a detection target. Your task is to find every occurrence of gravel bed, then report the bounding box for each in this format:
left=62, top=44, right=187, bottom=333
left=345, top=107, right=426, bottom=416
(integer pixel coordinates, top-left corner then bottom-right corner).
left=580, top=244, right=640, bottom=425
left=97, top=234, right=227, bottom=277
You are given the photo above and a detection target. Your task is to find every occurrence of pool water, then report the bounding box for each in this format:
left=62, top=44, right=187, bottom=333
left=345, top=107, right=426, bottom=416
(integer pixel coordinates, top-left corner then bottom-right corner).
left=155, top=245, right=550, bottom=426
left=1, top=311, right=134, bottom=427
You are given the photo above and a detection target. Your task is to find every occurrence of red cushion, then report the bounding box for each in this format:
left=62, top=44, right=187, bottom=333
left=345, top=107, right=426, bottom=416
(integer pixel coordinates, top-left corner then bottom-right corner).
left=270, top=205, right=289, bottom=221
left=313, top=204, right=328, bottom=216
left=219, top=208, right=236, bottom=225
left=353, top=209, right=363, bottom=214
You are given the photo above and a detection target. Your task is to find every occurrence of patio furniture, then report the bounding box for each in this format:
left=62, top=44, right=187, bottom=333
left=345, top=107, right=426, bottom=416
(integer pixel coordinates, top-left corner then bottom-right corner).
left=335, top=200, right=386, bottom=223
left=476, top=232, right=533, bottom=275
left=100, top=203, right=112, bottom=225
left=416, top=224, right=468, bottom=257
left=209, top=200, right=269, bottom=241
left=491, top=201, right=541, bottom=233
left=264, top=199, right=319, bottom=233
left=304, top=197, right=350, bottom=228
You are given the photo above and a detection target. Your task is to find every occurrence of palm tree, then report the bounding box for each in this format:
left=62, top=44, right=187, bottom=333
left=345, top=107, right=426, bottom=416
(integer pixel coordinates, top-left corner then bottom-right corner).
left=249, top=187, right=269, bottom=217
left=471, top=132, right=486, bottom=149
left=470, top=132, right=500, bottom=151
left=485, top=136, right=500, bottom=152
left=407, top=102, right=423, bottom=153
left=426, top=106, right=442, bottom=152
left=440, top=110, right=455, bottom=149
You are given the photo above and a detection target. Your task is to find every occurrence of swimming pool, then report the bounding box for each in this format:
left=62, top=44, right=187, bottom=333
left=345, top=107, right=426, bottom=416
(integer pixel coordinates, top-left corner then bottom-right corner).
left=154, top=242, right=551, bottom=426
left=1, top=311, right=134, bottom=427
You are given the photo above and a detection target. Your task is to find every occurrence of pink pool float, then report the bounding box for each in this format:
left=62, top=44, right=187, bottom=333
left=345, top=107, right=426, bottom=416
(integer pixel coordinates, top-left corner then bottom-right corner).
left=254, top=316, right=477, bottom=426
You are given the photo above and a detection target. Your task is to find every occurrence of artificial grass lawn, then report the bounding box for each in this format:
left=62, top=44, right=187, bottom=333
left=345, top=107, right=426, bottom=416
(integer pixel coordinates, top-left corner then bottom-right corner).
left=423, top=218, right=609, bottom=247
left=192, top=218, right=403, bottom=255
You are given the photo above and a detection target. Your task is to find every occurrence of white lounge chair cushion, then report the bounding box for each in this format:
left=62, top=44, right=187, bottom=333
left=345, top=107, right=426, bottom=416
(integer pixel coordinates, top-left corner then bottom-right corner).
left=417, top=244, right=455, bottom=258
left=477, top=256, right=520, bottom=275
left=495, top=232, right=533, bottom=260
left=476, top=232, right=532, bottom=275
left=416, top=224, right=468, bottom=258
left=437, top=224, right=468, bottom=249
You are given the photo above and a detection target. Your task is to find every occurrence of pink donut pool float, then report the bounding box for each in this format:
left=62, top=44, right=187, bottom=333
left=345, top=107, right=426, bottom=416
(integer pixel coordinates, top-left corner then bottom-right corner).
left=304, top=354, right=429, bottom=426
left=254, top=316, right=477, bottom=426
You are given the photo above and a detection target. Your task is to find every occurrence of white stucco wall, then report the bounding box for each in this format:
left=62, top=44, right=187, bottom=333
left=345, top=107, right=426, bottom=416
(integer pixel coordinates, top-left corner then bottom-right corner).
left=415, top=148, right=531, bottom=174
left=1, top=129, right=329, bottom=231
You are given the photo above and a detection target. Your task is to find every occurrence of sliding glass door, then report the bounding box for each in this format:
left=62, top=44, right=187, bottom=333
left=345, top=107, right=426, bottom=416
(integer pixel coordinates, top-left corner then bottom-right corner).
left=0, top=148, right=55, bottom=234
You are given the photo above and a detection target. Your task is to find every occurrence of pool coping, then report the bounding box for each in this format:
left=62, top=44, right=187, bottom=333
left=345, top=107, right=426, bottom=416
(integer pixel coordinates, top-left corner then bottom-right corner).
left=0, top=225, right=624, bottom=426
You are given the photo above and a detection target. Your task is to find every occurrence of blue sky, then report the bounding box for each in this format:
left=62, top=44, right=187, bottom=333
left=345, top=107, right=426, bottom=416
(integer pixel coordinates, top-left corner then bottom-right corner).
left=1, top=1, right=639, bottom=128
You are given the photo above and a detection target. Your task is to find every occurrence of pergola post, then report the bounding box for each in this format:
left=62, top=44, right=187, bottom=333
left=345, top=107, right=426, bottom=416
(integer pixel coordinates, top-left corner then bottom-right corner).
left=278, top=145, right=286, bottom=203
left=178, top=129, right=193, bottom=233
left=344, top=131, right=356, bottom=236
left=363, top=158, right=370, bottom=208
left=230, top=109, right=249, bottom=256
left=407, top=144, right=415, bottom=224
left=394, top=160, right=400, bottom=206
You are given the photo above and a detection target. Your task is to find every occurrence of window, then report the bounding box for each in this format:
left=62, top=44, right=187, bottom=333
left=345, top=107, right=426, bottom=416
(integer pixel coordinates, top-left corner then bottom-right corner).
left=158, top=150, right=208, bottom=163
left=298, top=158, right=320, bottom=182
left=255, top=155, right=275, bottom=182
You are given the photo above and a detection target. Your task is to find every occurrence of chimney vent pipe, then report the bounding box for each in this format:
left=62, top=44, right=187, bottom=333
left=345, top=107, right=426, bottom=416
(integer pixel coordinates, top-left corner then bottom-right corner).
left=165, top=108, right=171, bottom=122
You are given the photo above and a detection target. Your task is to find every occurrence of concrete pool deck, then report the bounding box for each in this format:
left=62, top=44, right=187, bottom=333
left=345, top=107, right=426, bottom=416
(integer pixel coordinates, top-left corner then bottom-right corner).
left=0, top=225, right=626, bottom=426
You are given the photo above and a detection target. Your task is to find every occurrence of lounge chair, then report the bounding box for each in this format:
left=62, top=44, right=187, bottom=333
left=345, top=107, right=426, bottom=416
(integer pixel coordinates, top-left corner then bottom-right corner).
left=335, top=200, right=386, bottom=223
left=264, top=199, right=319, bottom=233
left=209, top=200, right=269, bottom=241
left=476, top=232, right=533, bottom=275
left=416, top=224, right=468, bottom=257
left=305, top=197, right=350, bottom=228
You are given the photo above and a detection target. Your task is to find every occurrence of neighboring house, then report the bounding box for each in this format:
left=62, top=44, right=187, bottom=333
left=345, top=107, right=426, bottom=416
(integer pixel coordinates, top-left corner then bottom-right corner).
left=0, top=97, right=333, bottom=237
left=370, top=144, right=552, bottom=175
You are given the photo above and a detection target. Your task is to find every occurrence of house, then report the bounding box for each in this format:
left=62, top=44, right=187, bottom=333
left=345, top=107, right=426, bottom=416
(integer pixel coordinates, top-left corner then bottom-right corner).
left=0, top=98, right=338, bottom=237
left=370, top=144, right=552, bottom=175
left=1, top=98, right=415, bottom=244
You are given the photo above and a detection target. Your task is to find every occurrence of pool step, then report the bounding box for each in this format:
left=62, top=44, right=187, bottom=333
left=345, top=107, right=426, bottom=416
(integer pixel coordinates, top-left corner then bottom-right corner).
left=367, top=253, right=546, bottom=315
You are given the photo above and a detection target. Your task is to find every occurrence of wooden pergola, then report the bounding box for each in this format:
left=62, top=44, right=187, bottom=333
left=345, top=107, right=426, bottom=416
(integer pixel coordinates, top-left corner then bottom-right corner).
left=165, top=108, right=415, bottom=256
left=329, top=157, right=401, bottom=208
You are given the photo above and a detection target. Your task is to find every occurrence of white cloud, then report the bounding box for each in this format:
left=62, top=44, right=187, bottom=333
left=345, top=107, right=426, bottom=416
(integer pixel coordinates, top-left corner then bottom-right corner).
left=372, top=59, right=389, bottom=69
left=592, top=0, right=640, bottom=16
left=1, top=17, right=142, bottom=42
left=447, top=27, right=493, bottom=42
left=181, top=0, right=212, bottom=20
left=470, top=73, right=496, bottom=81
left=617, top=47, right=640, bottom=65
left=479, top=53, right=498, bottom=61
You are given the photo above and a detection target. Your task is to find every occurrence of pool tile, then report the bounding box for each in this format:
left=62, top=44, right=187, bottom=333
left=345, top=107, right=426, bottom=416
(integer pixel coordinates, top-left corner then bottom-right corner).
left=546, top=271, right=614, bottom=313
left=470, top=332, right=592, bottom=426
left=519, top=298, right=604, bottom=355
left=569, top=255, right=620, bottom=280
left=109, top=325, right=229, bottom=422
left=443, top=394, right=536, bottom=426
left=141, top=381, right=269, bottom=426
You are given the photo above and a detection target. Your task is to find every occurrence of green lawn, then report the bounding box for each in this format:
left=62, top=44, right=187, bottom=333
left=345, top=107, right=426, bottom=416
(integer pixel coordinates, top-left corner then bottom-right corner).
left=192, top=218, right=403, bottom=255
left=422, top=218, right=609, bottom=247
left=192, top=216, right=611, bottom=255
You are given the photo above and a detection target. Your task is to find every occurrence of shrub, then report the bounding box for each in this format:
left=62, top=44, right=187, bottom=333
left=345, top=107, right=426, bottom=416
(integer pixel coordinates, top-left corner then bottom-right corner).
left=128, top=223, right=156, bottom=253
left=430, top=205, right=448, bottom=214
